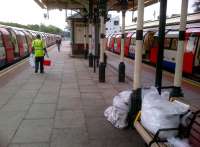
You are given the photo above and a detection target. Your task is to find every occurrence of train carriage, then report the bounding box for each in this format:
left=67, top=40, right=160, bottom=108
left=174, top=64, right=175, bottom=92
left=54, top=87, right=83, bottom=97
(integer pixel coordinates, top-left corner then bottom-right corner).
left=106, top=22, right=200, bottom=79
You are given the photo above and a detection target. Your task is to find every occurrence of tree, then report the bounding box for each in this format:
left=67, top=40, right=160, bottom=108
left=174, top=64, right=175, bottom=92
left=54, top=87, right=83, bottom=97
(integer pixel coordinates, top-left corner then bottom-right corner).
left=0, top=22, right=63, bottom=34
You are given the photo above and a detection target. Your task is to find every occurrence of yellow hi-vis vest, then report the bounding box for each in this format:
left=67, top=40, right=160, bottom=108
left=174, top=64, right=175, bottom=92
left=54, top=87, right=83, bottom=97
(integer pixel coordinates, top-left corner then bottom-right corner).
left=32, top=39, right=45, bottom=57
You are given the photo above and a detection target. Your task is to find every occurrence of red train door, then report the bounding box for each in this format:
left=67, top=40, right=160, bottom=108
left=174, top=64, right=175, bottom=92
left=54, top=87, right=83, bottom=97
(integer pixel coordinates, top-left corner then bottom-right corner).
left=124, top=32, right=133, bottom=57
left=115, top=34, right=121, bottom=54
left=0, top=28, right=14, bottom=63
left=109, top=34, right=115, bottom=52
left=183, top=28, right=200, bottom=74
left=23, top=30, right=32, bottom=53
left=7, top=28, right=20, bottom=59
left=0, top=32, right=6, bottom=67
left=13, top=30, right=25, bottom=57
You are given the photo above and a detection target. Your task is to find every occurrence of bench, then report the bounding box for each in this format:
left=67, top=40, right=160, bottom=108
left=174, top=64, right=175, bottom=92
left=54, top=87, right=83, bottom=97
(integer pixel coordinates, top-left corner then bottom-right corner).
left=134, top=102, right=200, bottom=147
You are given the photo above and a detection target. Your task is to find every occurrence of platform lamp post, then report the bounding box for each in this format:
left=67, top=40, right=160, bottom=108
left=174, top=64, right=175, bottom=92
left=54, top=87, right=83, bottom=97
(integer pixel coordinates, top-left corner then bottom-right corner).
left=118, top=0, right=128, bottom=82
left=170, top=0, right=188, bottom=97
left=155, top=0, right=167, bottom=94
left=88, top=0, right=94, bottom=67
left=128, top=0, right=144, bottom=127
left=99, top=0, right=107, bottom=82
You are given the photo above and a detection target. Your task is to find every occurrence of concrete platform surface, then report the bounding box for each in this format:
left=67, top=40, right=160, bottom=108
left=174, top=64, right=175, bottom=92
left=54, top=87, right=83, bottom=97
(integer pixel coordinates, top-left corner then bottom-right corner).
left=0, top=42, right=144, bottom=147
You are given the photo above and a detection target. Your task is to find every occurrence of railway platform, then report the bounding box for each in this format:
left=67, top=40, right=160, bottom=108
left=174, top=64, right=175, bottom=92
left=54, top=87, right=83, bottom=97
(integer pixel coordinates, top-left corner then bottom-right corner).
left=0, top=41, right=144, bottom=147
left=0, top=41, right=199, bottom=147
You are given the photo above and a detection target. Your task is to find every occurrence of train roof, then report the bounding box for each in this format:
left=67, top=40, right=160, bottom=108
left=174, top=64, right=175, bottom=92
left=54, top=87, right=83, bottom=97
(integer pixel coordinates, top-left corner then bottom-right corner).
left=125, top=13, right=200, bottom=31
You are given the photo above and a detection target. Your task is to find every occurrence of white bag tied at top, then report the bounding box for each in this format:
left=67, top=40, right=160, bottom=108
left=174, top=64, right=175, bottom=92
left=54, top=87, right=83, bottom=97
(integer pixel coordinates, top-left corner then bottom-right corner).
left=29, top=53, right=35, bottom=68
left=104, top=90, right=132, bottom=129
left=141, top=87, right=190, bottom=139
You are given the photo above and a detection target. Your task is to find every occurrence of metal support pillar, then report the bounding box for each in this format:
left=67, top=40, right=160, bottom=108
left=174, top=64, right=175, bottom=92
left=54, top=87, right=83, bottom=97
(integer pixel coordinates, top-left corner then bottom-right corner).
left=88, top=0, right=93, bottom=67
left=84, top=23, right=88, bottom=59
left=99, top=16, right=106, bottom=82
left=170, top=0, right=188, bottom=97
left=119, top=10, right=126, bottom=82
left=99, top=0, right=106, bottom=82
left=155, top=0, right=167, bottom=94
left=128, top=0, right=144, bottom=127
left=94, top=9, right=99, bottom=73
left=88, top=23, right=93, bottom=67
left=71, top=21, right=75, bottom=55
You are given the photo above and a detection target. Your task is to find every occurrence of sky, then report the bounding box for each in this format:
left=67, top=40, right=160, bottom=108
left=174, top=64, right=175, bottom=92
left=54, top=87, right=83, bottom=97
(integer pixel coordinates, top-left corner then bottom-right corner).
left=0, top=0, right=198, bottom=29
left=0, top=0, right=66, bottom=29
left=109, top=0, right=198, bottom=26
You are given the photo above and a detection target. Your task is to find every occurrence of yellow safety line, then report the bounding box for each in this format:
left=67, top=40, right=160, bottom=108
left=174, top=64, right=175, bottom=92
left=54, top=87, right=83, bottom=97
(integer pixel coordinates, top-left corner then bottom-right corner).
left=0, top=58, right=28, bottom=78
left=106, top=51, right=200, bottom=88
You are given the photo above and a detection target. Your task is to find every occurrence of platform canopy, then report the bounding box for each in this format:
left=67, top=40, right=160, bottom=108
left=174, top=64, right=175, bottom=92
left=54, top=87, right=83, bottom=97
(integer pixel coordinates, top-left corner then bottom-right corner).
left=34, top=0, right=158, bottom=12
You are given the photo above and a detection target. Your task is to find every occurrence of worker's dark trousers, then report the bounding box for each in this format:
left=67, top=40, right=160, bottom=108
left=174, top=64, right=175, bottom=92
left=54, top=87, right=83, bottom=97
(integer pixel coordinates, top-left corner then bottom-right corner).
left=35, top=56, right=44, bottom=73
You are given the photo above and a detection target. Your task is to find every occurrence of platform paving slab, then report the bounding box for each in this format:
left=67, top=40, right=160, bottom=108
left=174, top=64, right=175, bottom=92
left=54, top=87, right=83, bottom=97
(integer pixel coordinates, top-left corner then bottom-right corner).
left=25, top=104, right=56, bottom=119
left=34, top=93, right=58, bottom=104
left=12, top=119, right=53, bottom=143
left=57, top=97, right=82, bottom=110
left=54, top=110, right=85, bottom=129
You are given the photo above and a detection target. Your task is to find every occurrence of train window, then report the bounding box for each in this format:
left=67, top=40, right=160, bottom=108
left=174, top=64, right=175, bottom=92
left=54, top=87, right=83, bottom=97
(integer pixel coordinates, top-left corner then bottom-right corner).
left=171, top=38, right=178, bottom=50
left=114, top=21, right=119, bottom=26
left=164, top=38, right=171, bottom=48
left=114, top=38, right=117, bottom=49
left=129, top=38, right=136, bottom=54
left=186, top=37, right=197, bottom=52
left=22, top=36, right=28, bottom=53
left=131, top=38, right=136, bottom=46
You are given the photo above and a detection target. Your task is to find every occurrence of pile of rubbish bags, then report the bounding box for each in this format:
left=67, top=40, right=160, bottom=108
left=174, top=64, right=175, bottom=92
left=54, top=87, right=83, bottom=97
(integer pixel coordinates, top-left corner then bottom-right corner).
left=104, top=90, right=131, bottom=129
left=104, top=87, right=191, bottom=147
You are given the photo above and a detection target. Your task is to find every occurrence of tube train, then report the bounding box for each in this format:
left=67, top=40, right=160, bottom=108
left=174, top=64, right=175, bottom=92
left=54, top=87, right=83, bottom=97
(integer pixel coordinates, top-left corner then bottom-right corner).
left=106, top=23, right=200, bottom=79
left=0, top=25, right=60, bottom=69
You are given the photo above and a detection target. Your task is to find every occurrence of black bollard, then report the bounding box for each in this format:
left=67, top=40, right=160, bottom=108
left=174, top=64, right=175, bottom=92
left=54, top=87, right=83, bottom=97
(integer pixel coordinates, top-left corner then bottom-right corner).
left=88, top=53, right=93, bottom=67
left=118, top=62, right=125, bottom=82
left=99, top=62, right=106, bottom=82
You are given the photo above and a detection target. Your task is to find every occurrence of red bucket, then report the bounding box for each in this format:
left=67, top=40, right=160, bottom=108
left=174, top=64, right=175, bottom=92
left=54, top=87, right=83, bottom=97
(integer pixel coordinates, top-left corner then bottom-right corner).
left=43, top=59, right=51, bottom=66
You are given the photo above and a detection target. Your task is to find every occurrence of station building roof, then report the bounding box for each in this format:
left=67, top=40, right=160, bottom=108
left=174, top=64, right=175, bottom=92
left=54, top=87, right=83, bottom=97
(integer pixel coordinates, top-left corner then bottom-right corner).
left=34, top=0, right=158, bottom=11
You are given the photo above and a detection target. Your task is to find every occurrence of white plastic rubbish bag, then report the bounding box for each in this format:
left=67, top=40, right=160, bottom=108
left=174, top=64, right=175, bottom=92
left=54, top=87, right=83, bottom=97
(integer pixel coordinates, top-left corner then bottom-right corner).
left=141, top=87, right=190, bottom=139
left=167, top=137, right=191, bottom=147
left=104, top=90, right=132, bottom=129
left=29, top=54, right=35, bottom=68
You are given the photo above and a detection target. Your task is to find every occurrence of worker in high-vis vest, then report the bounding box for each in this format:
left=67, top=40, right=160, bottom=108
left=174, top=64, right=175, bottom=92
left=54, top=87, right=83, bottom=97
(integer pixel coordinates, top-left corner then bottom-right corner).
left=32, top=34, right=47, bottom=73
